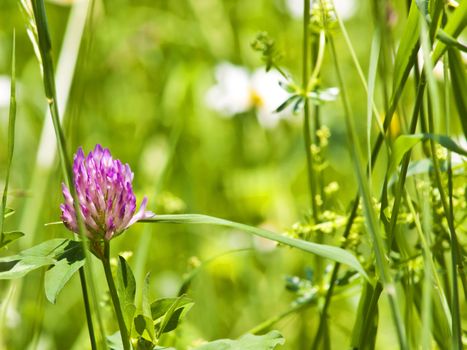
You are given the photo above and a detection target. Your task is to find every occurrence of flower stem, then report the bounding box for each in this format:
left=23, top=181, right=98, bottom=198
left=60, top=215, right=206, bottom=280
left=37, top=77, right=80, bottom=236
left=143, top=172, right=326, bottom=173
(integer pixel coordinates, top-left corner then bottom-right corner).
left=78, top=268, right=97, bottom=350
left=102, top=241, right=131, bottom=350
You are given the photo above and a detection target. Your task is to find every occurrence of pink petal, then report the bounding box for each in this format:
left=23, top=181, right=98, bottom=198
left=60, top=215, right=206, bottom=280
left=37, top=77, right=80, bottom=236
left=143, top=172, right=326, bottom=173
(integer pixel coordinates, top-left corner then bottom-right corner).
left=126, top=196, right=154, bottom=228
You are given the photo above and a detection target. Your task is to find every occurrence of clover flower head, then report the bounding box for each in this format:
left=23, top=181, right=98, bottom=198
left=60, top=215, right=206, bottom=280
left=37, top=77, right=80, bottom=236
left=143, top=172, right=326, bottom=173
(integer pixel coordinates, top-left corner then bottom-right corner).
left=60, top=144, right=154, bottom=241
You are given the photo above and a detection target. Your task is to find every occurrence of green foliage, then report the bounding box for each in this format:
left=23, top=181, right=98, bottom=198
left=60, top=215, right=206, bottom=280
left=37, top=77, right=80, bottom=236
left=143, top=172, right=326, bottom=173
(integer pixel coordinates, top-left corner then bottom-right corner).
left=142, top=214, right=368, bottom=279
left=194, top=330, right=284, bottom=350
left=0, top=239, right=82, bottom=280
left=116, top=256, right=137, bottom=331
left=0, top=0, right=466, bottom=349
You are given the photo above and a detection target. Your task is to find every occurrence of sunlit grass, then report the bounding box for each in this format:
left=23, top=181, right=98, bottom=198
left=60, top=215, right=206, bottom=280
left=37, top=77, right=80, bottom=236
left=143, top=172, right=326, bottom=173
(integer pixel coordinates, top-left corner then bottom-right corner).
left=0, top=0, right=466, bottom=349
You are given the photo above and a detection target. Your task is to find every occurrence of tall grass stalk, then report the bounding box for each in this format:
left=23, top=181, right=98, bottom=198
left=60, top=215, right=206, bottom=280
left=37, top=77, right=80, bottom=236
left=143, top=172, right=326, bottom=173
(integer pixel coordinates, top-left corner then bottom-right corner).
left=26, top=1, right=99, bottom=348
left=0, top=32, right=17, bottom=350
left=421, top=16, right=462, bottom=349
left=313, top=2, right=423, bottom=346
left=302, top=0, right=319, bottom=221
left=327, top=32, right=408, bottom=350
left=0, top=32, right=16, bottom=243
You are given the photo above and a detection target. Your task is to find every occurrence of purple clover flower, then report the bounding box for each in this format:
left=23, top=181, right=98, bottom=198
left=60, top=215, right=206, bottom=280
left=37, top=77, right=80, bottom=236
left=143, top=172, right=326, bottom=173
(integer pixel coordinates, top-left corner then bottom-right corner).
left=60, top=144, right=153, bottom=241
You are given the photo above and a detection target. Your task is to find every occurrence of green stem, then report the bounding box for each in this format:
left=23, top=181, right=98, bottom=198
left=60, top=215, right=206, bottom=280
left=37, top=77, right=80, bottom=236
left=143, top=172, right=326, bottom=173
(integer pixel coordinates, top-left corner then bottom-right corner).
left=30, top=1, right=98, bottom=347
left=247, top=300, right=313, bottom=335
left=307, top=30, right=326, bottom=92
left=425, top=105, right=463, bottom=350
left=102, top=241, right=131, bottom=350
left=387, top=77, right=425, bottom=244
left=302, top=0, right=319, bottom=221
left=78, top=268, right=97, bottom=350
left=0, top=32, right=16, bottom=243
left=328, top=34, right=407, bottom=350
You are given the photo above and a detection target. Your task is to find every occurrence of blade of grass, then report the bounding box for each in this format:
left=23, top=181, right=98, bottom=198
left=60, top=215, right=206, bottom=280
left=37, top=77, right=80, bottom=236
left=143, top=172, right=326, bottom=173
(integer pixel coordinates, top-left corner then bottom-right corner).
left=366, top=29, right=381, bottom=186
left=421, top=17, right=463, bottom=349
left=327, top=33, right=408, bottom=349
left=431, top=0, right=467, bottom=63
left=140, top=214, right=368, bottom=279
left=0, top=32, right=17, bottom=244
left=0, top=31, right=17, bottom=350
left=314, top=2, right=424, bottom=345
left=334, top=1, right=385, bottom=139
left=26, top=1, right=100, bottom=348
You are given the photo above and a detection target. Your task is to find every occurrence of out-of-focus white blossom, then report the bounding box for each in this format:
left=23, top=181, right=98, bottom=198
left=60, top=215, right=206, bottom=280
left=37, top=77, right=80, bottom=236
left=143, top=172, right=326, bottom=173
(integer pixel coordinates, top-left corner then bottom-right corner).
left=418, top=49, right=467, bottom=80
left=0, top=76, right=11, bottom=108
left=451, top=137, right=467, bottom=166
left=205, top=62, right=291, bottom=128
left=285, top=0, right=358, bottom=21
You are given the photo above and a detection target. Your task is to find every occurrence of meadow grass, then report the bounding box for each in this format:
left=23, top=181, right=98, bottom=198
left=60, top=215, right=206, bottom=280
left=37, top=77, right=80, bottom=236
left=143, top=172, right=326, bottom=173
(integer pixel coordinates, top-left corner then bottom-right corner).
left=0, top=0, right=466, bottom=349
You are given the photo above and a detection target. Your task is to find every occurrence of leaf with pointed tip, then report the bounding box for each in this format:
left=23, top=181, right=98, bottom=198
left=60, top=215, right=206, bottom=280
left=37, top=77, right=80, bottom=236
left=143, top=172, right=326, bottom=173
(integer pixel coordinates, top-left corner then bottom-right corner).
left=141, top=215, right=368, bottom=280
left=390, top=133, right=467, bottom=175
left=437, top=30, right=467, bottom=52
left=392, top=2, right=420, bottom=93
left=116, top=256, right=136, bottom=330
left=3, top=208, right=15, bottom=218
left=44, top=240, right=84, bottom=303
left=275, top=95, right=299, bottom=113
left=0, top=239, right=77, bottom=280
left=432, top=0, right=467, bottom=63
left=151, top=295, right=193, bottom=336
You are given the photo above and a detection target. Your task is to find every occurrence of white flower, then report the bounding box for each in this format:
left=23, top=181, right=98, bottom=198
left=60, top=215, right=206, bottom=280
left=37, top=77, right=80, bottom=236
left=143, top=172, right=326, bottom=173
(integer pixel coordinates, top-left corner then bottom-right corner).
left=205, top=62, right=292, bottom=128
left=0, top=76, right=11, bottom=108
left=416, top=44, right=467, bottom=80
left=451, top=137, right=467, bottom=166
left=285, top=0, right=358, bottom=21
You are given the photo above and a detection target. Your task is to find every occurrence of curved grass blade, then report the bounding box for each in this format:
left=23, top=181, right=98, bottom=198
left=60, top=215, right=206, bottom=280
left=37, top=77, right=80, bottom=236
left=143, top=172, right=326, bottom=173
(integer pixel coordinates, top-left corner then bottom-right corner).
left=432, top=0, right=467, bottom=63
left=141, top=214, right=368, bottom=280
left=389, top=133, right=467, bottom=175
left=392, top=2, right=420, bottom=93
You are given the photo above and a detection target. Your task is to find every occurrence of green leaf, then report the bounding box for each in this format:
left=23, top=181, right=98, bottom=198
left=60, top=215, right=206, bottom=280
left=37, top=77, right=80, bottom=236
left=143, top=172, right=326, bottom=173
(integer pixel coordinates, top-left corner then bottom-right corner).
left=136, top=273, right=155, bottom=342
left=392, top=2, right=420, bottom=93
left=3, top=208, right=15, bottom=218
left=107, top=331, right=123, bottom=350
left=194, top=331, right=285, bottom=350
left=436, top=30, right=467, bottom=52
left=0, top=239, right=77, bottom=279
left=44, top=240, right=85, bottom=303
left=116, top=256, right=136, bottom=330
left=141, top=214, right=368, bottom=280
left=448, top=49, right=467, bottom=137
left=151, top=296, right=193, bottom=336
left=274, top=95, right=299, bottom=113
left=0, top=256, right=55, bottom=279
left=0, top=231, right=24, bottom=248
left=432, top=0, right=467, bottom=63
left=390, top=133, right=467, bottom=175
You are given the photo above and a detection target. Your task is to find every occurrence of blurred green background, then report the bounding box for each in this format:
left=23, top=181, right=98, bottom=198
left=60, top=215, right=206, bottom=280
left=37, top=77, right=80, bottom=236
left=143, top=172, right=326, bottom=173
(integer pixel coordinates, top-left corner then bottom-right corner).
left=0, top=0, right=463, bottom=349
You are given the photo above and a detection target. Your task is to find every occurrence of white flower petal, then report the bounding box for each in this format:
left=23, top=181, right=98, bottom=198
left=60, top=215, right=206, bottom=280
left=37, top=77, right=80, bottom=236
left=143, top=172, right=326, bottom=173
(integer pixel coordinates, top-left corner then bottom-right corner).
left=205, top=62, right=251, bottom=115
